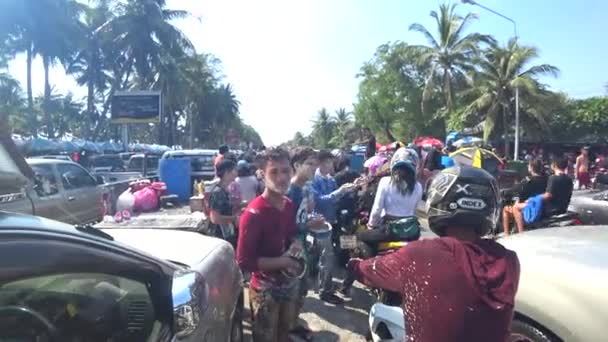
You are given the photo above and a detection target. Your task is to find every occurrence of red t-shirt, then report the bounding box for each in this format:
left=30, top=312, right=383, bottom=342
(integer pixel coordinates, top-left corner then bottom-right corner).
left=237, top=195, right=296, bottom=290
left=351, top=237, right=520, bottom=342
left=214, top=154, right=224, bottom=168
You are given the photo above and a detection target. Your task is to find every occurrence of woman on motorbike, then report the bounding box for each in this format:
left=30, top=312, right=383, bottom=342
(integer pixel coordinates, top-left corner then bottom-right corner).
left=340, top=148, right=423, bottom=296
left=365, top=147, right=423, bottom=236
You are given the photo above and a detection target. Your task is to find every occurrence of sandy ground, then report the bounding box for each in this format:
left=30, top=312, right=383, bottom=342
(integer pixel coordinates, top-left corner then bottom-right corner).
left=243, top=272, right=374, bottom=342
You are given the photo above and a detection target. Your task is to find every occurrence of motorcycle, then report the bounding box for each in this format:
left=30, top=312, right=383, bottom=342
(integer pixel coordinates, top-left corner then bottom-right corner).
left=368, top=303, right=406, bottom=342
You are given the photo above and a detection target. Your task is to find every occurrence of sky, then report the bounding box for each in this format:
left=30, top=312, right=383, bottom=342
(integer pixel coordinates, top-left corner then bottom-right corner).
left=7, top=0, right=608, bottom=146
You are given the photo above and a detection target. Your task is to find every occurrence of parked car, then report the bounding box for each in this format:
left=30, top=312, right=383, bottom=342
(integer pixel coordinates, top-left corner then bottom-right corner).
left=119, top=152, right=136, bottom=168
left=0, top=152, right=106, bottom=225
left=162, top=149, right=217, bottom=181
left=89, top=154, right=127, bottom=173
left=567, top=189, right=608, bottom=225
left=36, top=154, right=73, bottom=161
left=128, top=154, right=160, bottom=176
left=499, top=226, right=607, bottom=341
left=0, top=212, right=243, bottom=341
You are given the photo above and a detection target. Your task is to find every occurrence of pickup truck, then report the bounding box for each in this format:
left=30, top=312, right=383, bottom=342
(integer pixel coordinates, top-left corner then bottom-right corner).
left=0, top=137, right=106, bottom=225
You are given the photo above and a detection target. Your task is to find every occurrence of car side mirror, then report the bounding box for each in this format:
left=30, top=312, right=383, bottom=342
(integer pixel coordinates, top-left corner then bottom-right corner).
left=96, top=175, right=105, bottom=185
left=172, top=271, right=207, bottom=338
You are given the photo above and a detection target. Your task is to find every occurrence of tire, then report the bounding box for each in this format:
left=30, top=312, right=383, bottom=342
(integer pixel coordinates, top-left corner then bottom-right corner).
left=229, top=292, right=244, bottom=342
left=509, top=318, right=556, bottom=342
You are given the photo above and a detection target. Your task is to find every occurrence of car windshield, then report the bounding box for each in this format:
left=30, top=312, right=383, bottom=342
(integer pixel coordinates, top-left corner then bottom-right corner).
left=0, top=273, right=158, bottom=341
left=130, top=157, right=159, bottom=170
left=92, top=156, right=122, bottom=167
left=173, top=155, right=214, bottom=171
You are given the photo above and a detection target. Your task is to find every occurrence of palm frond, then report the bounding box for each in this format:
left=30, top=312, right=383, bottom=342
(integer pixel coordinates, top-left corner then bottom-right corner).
left=408, top=23, right=440, bottom=50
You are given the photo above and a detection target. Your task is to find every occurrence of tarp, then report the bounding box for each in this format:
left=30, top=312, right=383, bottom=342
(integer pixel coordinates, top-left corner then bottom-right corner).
left=453, top=136, right=483, bottom=148
left=414, top=136, right=444, bottom=149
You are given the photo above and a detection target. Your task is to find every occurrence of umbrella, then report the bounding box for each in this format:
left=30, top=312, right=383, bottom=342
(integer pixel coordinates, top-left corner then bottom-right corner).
left=24, top=138, right=59, bottom=155
left=453, top=136, right=483, bottom=148
left=450, top=147, right=503, bottom=175
left=59, top=140, right=79, bottom=153
left=414, top=136, right=444, bottom=149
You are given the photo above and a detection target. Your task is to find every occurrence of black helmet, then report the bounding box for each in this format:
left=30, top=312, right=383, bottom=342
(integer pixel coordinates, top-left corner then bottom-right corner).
left=425, top=165, right=499, bottom=237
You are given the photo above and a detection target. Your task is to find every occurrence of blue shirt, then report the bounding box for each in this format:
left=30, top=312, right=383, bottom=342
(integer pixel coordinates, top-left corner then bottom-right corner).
left=311, top=169, right=343, bottom=224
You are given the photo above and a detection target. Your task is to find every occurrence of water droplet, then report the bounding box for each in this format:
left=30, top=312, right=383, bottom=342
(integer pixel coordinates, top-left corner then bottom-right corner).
left=448, top=308, right=453, bottom=312
left=424, top=281, right=429, bottom=285
left=467, top=306, right=475, bottom=311
left=427, top=262, right=432, bottom=267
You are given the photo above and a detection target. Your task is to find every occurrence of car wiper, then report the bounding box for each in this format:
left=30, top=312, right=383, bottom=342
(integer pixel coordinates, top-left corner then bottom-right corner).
left=75, top=224, right=114, bottom=241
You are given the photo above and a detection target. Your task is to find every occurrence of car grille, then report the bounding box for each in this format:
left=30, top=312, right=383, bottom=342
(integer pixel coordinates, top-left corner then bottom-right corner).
left=127, top=300, right=149, bottom=332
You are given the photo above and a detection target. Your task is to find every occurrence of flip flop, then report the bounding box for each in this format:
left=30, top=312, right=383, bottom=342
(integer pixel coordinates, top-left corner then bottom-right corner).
left=290, top=325, right=314, bottom=341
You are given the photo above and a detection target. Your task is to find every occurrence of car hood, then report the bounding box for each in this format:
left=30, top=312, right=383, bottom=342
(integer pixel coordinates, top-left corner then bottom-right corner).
left=499, top=226, right=608, bottom=269
left=0, top=136, right=33, bottom=195
left=101, top=228, right=228, bottom=268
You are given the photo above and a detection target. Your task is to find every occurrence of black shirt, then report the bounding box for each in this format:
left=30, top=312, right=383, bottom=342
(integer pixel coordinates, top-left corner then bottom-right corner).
left=518, top=175, right=548, bottom=202
left=545, top=174, right=574, bottom=214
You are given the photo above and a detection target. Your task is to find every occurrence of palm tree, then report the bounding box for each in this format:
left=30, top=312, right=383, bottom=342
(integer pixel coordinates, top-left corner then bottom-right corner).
left=67, top=0, right=114, bottom=139
left=408, top=3, right=493, bottom=114
left=466, top=39, right=559, bottom=155
left=311, top=108, right=335, bottom=148
left=106, top=0, right=194, bottom=88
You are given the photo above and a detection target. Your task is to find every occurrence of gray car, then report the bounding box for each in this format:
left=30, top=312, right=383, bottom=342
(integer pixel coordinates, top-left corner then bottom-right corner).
left=499, top=226, right=608, bottom=342
left=0, top=212, right=243, bottom=341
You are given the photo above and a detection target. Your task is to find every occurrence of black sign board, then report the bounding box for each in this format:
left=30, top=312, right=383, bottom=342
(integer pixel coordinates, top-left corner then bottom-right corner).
left=111, top=91, right=161, bottom=123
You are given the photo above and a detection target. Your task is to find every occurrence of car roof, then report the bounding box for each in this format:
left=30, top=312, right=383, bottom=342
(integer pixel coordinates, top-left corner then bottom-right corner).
left=26, top=158, right=79, bottom=166
left=162, top=149, right=217, bottom=158
left=499, top=226, right=608, bottom=268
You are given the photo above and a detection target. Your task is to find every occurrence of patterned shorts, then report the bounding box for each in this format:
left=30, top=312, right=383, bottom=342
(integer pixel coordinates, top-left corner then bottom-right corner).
left=249, top=287, right=297, bottom=342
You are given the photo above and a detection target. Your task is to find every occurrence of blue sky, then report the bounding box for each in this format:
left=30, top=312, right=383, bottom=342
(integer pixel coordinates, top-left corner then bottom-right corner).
left=8, top=0, right=608, bottom=145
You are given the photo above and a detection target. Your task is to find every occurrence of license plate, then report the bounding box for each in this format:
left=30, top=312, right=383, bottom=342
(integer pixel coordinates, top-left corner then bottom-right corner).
left=340, top=235, right=357, bottom=249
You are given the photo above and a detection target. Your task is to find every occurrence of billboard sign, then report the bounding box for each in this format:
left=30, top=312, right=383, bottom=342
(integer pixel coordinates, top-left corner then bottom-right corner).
left=111, top=91, right=161, bottom=124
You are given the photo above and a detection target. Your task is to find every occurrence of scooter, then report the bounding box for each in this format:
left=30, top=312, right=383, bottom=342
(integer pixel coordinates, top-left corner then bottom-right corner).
left=368, top=303, right=406, bottom=342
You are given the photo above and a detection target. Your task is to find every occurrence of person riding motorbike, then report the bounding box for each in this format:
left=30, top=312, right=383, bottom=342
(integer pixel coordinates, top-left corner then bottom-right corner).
left=359, top=147, right=422, bottom=251
left=348, top=166, right=521, bottom=341
left=340, top=148, right=422, bottom=296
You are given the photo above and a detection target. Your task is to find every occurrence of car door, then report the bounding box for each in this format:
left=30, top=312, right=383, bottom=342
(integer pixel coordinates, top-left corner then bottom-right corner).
left=29, top=163, right=72, bottom=223
left=56, top=163, right=104, bottom=224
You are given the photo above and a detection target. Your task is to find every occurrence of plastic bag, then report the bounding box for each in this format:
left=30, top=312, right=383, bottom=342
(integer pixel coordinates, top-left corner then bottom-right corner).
left=116, top=189, right=135, bottom=212
left=133, top=187, right=159, bottom=212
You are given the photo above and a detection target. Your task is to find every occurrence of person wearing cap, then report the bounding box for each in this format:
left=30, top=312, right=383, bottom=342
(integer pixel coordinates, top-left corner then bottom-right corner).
left=235, top=160, right=262, bottom=204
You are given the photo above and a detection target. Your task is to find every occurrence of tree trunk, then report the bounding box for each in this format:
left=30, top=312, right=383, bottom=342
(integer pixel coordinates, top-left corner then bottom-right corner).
left=503, top=105, right=510, bottom=160
left=26, top=46, right=37, bottom=137
left=383, top=122, right=396, bottom=142
left=42, top=56, right=54, bottom=139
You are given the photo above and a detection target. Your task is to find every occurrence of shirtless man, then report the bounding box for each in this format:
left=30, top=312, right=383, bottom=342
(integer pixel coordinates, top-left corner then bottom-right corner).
left=575, top=147, right=590, bottom=189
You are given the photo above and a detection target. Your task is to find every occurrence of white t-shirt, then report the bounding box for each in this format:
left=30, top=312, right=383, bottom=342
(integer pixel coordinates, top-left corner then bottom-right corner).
left=369, top=176, right=423, bottom=226
left=236, top=175, right=260, bottom=203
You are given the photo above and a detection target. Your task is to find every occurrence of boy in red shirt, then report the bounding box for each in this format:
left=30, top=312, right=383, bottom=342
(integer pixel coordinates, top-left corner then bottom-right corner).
left=237, top=148, right=303, bottom=342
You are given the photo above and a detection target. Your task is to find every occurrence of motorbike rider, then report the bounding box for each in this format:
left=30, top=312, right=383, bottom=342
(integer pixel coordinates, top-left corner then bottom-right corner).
left=348, top=166, right=520, bottom=342
left=340, top=148, right=422, bottom=296
left=502, top=159, right=547, bottom=235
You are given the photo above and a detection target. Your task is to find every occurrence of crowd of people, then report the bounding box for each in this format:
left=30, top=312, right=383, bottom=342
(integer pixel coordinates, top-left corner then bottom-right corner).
left=197, top=137, right=596, bottom=341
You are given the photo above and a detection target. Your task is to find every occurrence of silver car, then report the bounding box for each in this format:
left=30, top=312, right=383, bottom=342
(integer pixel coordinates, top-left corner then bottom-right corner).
left=499, top=226, right=608, bottom=342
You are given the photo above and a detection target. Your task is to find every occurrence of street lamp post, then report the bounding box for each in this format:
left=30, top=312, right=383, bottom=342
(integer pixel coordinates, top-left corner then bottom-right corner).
left=461, top=0, right=520, bottom=161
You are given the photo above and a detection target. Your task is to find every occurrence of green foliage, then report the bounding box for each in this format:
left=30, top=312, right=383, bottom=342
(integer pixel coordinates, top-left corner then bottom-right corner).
left=0, top=0, right=262, bottom=147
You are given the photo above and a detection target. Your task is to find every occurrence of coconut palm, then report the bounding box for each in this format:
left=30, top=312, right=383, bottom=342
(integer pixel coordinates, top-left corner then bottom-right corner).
left=311, top=108, right=335, bottom=148
left=106, top=0, right=194, bottom=88
left=466, top=39, right=559, bottom=153
left=408, top=3, right=493, bottom=114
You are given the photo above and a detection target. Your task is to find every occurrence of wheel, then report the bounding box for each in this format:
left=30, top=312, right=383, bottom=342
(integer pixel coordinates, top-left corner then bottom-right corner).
left=508, top=318, right=555, bottom=342
left=228, top=292, right=244, bottom=342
